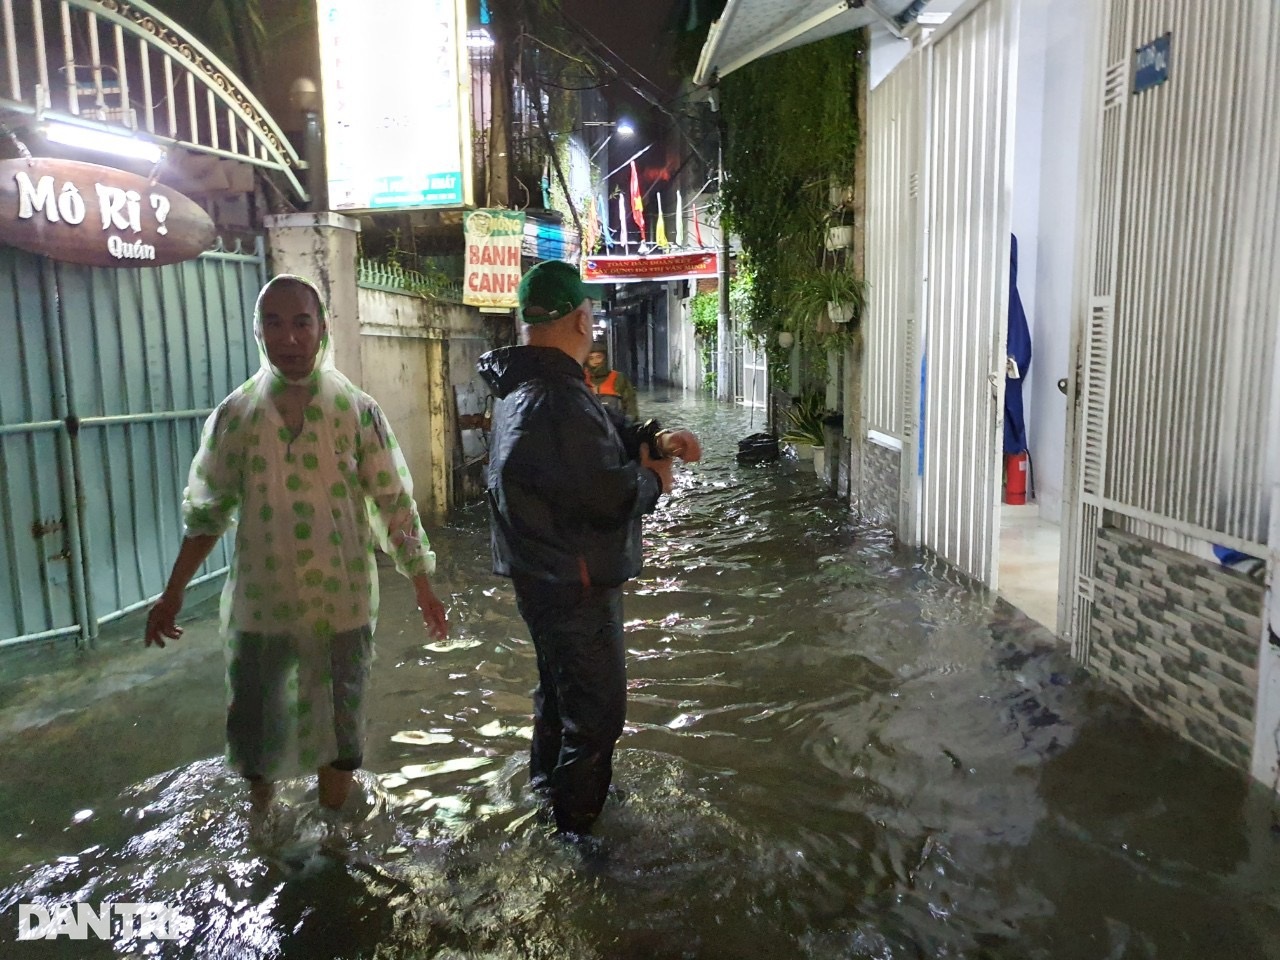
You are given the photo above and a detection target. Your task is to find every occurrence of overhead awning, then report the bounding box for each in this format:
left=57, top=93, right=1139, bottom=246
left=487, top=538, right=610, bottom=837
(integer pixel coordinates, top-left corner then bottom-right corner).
left=694, top=0, right=927, bottom=84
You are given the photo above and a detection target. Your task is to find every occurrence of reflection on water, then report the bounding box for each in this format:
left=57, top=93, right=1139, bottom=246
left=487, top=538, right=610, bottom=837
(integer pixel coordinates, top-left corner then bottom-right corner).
left=2, top=394, right=1279, bottom=958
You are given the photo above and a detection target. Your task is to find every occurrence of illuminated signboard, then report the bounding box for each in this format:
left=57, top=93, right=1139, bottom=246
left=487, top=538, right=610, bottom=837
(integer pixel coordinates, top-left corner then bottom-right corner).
left=582, top=252, right=719, bottom=283
left=317, top=0, right=472, bottom=212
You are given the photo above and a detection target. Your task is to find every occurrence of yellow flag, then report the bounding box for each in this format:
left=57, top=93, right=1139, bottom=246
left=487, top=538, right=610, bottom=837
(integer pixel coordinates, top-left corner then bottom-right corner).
left=655, top=193, right=668, bottom=247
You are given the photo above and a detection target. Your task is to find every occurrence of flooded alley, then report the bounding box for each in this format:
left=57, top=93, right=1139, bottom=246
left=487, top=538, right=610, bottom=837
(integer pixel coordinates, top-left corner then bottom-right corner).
left=2, top=396, right=1279, bottom=959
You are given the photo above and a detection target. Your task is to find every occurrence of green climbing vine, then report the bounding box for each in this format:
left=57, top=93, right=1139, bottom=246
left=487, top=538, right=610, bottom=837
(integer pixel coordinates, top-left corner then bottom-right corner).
left=689, top=291, right=719, bottom=341
left=688, top=267, right=757, bottom=391
left=717, top=31, right=865, bottom=389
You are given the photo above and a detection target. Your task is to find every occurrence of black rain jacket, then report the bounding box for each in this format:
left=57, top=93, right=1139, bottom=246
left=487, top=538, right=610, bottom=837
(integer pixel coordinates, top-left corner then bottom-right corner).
left=478, top=345, right=663, bottom=588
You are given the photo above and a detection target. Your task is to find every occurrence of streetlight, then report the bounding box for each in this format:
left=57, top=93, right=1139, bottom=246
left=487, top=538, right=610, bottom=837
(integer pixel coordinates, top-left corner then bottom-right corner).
left=289, top=76, right=323, bottom=211
left=584, top=119, right=634, bottom=163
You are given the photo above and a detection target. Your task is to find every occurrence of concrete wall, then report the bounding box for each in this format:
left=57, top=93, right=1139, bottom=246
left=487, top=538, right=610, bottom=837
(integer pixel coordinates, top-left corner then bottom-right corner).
left=666, top=283, right=701, bottom=392
left=357, top=287, right=491, bottom=522
left=1011, top=0, right=1046, bottom=496
left=266, top=214, right=494, bottom=524
left=357, top=289, right=438, bottom=522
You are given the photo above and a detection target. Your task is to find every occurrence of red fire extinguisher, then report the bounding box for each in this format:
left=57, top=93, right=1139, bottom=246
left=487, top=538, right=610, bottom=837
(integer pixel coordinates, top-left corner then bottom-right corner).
left=1004, top=452, right=1029, bottom=505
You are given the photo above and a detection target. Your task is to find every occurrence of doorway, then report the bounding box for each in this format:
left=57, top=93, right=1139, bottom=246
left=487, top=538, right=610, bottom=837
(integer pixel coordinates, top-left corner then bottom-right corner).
left=993, top=0, right=1097, bottom=631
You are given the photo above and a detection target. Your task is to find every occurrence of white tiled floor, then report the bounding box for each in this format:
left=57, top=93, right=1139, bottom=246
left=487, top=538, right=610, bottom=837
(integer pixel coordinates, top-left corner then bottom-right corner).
left=998, top=504, right=1062, bottom=632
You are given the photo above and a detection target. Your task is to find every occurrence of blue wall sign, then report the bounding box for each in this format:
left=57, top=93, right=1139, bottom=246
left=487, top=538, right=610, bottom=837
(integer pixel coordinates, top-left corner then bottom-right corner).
left=1134, top=33, right=1172, bottom=95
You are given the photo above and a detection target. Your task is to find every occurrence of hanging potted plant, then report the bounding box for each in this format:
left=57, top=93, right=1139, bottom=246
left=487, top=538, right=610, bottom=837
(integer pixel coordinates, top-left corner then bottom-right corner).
left=789, top=267, right=866, bottom=331
left=824, top=209, right=856, bottom=251
left=819, top=266, right=866, bottom=325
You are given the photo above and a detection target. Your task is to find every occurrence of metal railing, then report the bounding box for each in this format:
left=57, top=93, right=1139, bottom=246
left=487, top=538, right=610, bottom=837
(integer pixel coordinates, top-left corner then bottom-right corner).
left=357, top=258, right=465, bottom=304
left=0, top=0, right=306, bottom=201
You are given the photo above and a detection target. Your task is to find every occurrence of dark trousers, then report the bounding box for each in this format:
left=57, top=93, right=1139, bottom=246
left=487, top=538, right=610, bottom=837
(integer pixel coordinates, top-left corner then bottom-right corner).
left=513, top=577, right=626, bottom=834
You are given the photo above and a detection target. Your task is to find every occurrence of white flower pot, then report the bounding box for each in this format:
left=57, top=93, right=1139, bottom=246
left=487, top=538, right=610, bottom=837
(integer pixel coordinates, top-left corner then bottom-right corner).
left=789, top=442, right=815, bottom=461
left=827, top=300, right=856, bottom=324
left=813, top=446, right=826, bottom=477
left=825, top=224, right=853, bottom=250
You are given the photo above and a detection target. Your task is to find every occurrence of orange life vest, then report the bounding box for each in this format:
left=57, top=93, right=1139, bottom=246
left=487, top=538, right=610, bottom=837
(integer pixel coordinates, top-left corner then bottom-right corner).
left=592, top=369, right=622, bottom=398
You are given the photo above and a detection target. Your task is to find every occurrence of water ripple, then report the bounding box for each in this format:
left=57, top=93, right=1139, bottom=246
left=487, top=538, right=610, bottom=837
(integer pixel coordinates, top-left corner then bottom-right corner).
left=2, top=396, right=1279, bottom=958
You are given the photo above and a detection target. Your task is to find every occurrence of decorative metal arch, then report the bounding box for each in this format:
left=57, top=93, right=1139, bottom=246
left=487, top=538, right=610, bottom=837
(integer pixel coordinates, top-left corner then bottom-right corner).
left=0, top=0, right=307, bottom=202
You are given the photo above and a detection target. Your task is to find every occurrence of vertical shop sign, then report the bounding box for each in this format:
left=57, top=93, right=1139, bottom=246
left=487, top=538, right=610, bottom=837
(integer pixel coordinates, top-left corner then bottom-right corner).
left=464, top=209, right=525, bottom=308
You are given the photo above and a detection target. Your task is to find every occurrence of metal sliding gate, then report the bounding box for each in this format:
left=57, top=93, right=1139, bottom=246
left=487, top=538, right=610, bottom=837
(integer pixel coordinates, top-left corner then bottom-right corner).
left=919, top=0, right=1017, bottom=586
left=862, top=0, right=1016, bottom=583
left=0, top=241, right=265, bottom=648
left=1062, top=0, right=1280, bottom=658
left=865, top=46, right=925, bottom=540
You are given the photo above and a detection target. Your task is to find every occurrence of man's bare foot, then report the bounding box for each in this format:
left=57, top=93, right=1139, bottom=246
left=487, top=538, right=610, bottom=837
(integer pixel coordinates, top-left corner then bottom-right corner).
left=249, top=779, right=275, bottom=813
left=318, top=765, right=355, bottom=811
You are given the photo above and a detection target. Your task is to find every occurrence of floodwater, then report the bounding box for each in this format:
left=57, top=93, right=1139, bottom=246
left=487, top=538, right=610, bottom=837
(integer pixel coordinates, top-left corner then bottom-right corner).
left=1, top=394, right=1279, bottom=959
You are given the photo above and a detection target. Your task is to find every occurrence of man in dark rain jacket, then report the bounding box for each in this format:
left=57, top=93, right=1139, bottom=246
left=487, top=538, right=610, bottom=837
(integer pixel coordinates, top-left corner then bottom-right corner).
left=477, top=260, right=702, bottom=836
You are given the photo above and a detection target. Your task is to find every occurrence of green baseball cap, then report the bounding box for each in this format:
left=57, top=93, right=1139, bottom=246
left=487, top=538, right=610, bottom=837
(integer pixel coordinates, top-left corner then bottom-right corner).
left=517, top=260, right=587, bottom=323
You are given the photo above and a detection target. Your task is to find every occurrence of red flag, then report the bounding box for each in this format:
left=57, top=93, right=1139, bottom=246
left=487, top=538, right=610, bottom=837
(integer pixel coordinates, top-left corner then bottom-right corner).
left=692, top=202, right=704, bottom=248
left=629, top=161, right=645, bottom=235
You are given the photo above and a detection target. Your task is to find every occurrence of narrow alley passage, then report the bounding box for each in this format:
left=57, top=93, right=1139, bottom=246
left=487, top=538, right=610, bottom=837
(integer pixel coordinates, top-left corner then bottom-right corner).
left=1, top=395, right=1278, bottom=959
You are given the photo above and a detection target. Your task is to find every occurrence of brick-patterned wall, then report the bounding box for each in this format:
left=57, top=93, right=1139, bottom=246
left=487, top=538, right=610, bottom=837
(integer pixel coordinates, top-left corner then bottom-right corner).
left=1091, top=527, right=1264, bottom=770
left=859, top=440, right=900, bottom=532
left=837, top=436, right=852, bottom=499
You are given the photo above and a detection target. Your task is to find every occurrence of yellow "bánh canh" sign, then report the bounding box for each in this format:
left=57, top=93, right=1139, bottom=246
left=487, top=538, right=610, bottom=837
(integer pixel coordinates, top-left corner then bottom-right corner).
left=464, top=209, right=525, bottom=309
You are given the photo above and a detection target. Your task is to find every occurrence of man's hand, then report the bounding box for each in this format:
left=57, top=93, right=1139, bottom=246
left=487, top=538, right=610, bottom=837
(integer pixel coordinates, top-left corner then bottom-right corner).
left=415, top=578, right=449, bottom=641
left=641, top=442, right=674, bottom=494
left=145, top=590, right=185, bottom=648
left=658, top=429, right=703, bottom=463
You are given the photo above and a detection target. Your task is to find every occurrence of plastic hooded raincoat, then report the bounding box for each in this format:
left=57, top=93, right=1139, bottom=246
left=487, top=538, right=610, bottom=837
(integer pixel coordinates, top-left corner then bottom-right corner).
left=182, top=274, right=434, bottom=776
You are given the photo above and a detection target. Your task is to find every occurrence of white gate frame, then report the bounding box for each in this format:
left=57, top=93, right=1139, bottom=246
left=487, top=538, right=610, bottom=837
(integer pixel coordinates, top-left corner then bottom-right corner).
left=1244, top=2, right=1280, bottom=787
left=864, top=0, right=1017, bottom=576
left=864, top=45, right=926, bottom=543
left=1057, top=0, right=1125, bottom=655
left=1062, top=0, right=1280, bottom=786
left=915, top=0, right=1018, bottom=587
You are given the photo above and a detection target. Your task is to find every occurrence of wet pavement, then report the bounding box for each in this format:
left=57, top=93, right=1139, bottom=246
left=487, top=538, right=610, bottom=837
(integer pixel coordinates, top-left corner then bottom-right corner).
left=1, top=394, right=1279, bottom=959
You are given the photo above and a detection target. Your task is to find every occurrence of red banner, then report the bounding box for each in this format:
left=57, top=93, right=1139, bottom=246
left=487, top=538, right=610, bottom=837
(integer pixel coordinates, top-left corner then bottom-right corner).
left=581, top=252, right=718, bottom=284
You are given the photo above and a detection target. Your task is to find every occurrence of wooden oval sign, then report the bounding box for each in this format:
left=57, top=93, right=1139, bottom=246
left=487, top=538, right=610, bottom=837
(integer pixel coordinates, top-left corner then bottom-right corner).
left=0, top=158, right=216, bottom=268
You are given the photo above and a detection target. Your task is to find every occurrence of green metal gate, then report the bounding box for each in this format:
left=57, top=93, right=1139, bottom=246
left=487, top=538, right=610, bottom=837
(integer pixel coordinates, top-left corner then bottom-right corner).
left=0, top=240, right=265, bottom=648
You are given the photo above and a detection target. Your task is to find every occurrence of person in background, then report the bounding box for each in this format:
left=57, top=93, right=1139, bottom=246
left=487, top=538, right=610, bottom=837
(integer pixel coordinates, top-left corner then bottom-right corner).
left=478, top=261, right=701, bottom=836
left=145, top=275, right=448, bottom=817
left=584, top=337, right=638, bottom=419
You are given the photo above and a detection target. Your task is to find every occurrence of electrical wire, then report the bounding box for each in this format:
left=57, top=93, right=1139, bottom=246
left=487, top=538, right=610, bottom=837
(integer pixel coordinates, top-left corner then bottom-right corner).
left=536, top=75, right=618, bottom=91
left=519, top=32, right=593, bottom=68
left=545, top=2, right=712, bottom=168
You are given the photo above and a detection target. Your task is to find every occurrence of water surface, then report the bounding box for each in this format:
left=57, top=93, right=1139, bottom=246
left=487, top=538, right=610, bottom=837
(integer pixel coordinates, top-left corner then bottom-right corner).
left=1, top=395, right=1278, bottom=959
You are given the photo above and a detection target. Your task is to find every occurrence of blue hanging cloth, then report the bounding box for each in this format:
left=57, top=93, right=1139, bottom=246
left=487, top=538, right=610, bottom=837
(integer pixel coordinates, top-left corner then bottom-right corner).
left=1004, top=234, right=1032, bottom=454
